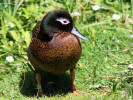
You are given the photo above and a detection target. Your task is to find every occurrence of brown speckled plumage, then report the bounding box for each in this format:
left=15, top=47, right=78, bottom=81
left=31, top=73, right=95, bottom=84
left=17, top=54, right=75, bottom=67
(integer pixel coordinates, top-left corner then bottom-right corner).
left=27, top=9, right=89, bottom=97
left=28, top=21, right=81, bottom=74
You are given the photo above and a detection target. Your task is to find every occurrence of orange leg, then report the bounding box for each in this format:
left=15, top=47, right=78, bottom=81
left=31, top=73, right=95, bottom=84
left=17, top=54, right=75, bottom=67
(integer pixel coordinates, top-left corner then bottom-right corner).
left=36, top=73, right=43, bottom=98
left=70, top=67, right=87, bottom=94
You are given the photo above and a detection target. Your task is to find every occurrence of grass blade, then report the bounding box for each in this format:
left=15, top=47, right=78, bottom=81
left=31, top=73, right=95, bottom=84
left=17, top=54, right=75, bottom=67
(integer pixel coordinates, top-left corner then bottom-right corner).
left=1, top=10, right=7, bottom=39
left=13, top=0, right=24, bottom=16
left=131, top=0, right=133, bottom=17
left=121, top=0, right=124, bottom=18
left=4, top=10, right=30, bottom=46
left=8, top=0, right=11, bottom=14
left=4, top=10, right=25, bottom=35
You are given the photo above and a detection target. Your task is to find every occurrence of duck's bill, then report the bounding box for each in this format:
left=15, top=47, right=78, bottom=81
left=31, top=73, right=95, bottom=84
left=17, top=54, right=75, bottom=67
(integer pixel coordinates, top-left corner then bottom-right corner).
left=71, top=26, right=89, bottom=41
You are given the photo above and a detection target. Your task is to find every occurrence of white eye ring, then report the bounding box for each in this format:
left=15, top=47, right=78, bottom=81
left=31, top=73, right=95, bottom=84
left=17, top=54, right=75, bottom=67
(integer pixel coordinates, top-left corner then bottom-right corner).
left=56, top=17, right=70, bottom=25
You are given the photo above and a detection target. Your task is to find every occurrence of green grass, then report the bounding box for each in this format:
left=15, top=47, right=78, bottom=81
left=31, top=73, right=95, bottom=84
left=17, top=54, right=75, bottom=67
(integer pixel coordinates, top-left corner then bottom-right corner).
left=0, top=0, right=133, bottom=100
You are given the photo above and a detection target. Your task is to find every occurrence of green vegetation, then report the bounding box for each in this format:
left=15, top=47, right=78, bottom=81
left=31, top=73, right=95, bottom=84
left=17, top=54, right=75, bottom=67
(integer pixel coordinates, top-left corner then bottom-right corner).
left=0, top=0, right=133, bottom=100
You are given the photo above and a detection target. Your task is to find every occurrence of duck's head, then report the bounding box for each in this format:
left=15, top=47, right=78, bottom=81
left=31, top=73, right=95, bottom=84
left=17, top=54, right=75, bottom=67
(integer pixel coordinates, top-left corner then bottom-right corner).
left=38, top=9, right=89, bottom=42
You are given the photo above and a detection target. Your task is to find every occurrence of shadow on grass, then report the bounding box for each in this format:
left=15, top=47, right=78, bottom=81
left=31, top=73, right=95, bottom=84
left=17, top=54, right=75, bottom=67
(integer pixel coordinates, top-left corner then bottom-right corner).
left=19, top=71, right=72, bottom=97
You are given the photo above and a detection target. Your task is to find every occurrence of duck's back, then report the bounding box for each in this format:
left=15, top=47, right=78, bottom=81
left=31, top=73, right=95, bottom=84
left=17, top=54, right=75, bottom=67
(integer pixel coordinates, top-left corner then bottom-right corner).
left=28, top=22, right=82, bottom=74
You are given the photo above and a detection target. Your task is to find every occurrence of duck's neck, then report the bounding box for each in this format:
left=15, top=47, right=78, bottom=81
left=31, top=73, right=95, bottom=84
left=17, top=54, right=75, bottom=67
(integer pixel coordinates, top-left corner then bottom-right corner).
left=37, top=19, right=54, bottom=41
left=37, top=31, right=53, bottom=42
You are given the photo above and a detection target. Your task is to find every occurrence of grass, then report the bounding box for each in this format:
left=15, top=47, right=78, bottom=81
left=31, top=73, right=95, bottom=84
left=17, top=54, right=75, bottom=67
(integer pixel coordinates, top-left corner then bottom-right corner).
left=0, top=0, right=133, bottom=100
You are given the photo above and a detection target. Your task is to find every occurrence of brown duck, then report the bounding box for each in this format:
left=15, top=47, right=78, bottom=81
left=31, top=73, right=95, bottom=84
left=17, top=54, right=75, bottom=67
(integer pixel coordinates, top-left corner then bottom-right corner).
left=28, top=9, right=89, bottom=97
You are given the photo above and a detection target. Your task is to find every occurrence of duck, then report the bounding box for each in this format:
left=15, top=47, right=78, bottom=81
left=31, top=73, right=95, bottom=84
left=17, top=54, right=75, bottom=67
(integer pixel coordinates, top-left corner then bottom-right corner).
left=27, top=9, right=89, bottom=98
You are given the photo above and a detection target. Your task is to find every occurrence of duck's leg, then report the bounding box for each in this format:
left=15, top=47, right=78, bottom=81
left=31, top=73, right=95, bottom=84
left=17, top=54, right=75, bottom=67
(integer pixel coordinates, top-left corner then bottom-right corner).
left=70, top=67, right=87, bottom=94
left=36, top=73, right=43, bottom=98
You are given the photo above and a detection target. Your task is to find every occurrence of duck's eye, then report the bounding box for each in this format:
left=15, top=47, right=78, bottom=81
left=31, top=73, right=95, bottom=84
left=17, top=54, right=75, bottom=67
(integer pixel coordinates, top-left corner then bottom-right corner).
left=56, top=17, right=70, bottom=25
left=63, top=21, right=67, bottom=23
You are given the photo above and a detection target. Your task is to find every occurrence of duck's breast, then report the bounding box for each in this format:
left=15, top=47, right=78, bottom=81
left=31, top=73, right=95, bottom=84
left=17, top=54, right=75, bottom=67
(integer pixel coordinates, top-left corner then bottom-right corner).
left=28, top=32, right=82, bottom=74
